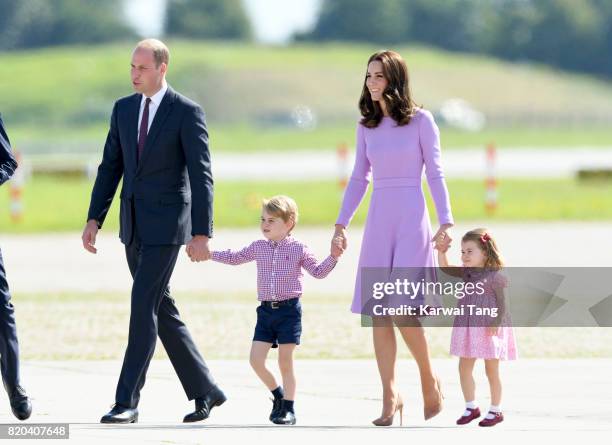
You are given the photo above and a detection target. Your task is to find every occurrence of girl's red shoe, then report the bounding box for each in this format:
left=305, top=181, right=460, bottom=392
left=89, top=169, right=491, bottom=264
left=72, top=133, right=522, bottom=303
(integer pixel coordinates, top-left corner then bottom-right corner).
left=478, top=411, right=504, bottom=427
left=456, top=407, right=481, bottom=425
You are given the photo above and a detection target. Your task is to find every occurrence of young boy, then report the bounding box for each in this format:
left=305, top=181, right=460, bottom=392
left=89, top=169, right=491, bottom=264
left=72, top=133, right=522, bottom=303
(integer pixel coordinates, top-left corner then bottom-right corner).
left=209, top=195, right=343, bottom=425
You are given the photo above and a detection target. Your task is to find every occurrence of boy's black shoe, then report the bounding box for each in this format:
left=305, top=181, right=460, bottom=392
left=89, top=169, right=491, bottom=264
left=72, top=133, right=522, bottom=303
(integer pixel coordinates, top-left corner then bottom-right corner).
left=269, top=397, right=283, bottom=422
left=272, top=400, right=296, bottom=425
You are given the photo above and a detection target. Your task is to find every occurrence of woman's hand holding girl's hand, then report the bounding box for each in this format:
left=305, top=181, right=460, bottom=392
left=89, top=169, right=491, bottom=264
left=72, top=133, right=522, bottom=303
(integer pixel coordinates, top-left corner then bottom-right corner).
left=333, top=224, right=347, bottom=251
left=331, top=237, right=344, bottom=259
left=432, top=223, right=453, bottom=252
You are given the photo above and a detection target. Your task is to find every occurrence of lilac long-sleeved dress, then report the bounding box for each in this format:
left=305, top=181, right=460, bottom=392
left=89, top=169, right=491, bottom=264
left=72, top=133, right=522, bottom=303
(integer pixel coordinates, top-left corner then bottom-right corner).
left=336, top=109, right=454, bottom=314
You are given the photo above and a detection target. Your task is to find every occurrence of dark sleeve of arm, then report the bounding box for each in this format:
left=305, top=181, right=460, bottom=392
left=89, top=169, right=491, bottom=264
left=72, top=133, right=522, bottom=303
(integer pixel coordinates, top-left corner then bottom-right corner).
left=86, top=102, right=124, bottom=227
left=181, top=104, right=213, bottom=238
left=0, top=116, right=18, bottom=187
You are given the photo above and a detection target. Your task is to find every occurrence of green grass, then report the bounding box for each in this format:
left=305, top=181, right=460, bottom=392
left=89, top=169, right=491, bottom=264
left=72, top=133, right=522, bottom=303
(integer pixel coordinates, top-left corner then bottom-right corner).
left=12, top=290, right=612, bottom=360
left=210, top=123, right=612, bottom=151
left=9, top=123, right=612, bottom=154
left=2, top=40, right=612, bottom=153
left=1, top=176, right=611, bottom=233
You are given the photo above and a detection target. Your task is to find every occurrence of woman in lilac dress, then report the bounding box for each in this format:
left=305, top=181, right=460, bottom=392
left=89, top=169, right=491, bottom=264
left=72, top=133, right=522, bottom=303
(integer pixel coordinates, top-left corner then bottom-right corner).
left=332, top=50, right=454, bottom=425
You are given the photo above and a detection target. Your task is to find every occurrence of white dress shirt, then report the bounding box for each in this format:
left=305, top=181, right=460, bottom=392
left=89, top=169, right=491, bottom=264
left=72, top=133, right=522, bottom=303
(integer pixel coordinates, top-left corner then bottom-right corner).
left=137, top=80, right=168, bottom=140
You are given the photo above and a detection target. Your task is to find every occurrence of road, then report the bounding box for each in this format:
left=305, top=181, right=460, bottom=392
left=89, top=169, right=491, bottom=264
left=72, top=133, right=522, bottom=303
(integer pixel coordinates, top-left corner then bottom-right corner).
left=1, top=222, right=611, bottom=295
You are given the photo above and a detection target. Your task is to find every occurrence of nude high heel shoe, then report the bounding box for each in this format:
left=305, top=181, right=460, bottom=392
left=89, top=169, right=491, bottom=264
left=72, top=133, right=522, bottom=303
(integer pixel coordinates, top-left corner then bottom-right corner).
left=372, top=395, right=404, bottom=426
left=424, top=376, right=444, bottom=420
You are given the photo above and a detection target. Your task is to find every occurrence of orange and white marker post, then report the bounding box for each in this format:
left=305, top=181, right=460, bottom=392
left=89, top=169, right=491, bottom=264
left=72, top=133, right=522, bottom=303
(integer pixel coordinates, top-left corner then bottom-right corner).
left=485, top=143, right=497, bottom=215
left=337, top=142, right=350, bottom=189
left=8, top=151, right=25, bottom=223
left=8, top=151, right=25, bottom=222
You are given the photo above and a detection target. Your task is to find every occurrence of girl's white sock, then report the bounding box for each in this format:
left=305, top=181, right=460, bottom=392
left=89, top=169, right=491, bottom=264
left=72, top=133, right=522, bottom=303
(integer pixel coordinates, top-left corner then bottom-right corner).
left=462, top=400, right=478, bottom=416
left=485, top=404, right=502, bottom=419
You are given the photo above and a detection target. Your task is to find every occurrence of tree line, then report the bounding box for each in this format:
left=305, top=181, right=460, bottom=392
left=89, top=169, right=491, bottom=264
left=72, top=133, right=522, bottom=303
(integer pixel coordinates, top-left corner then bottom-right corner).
left=298, top=0, right=612, bottom=78
left=0, top=0, right=250, bottom=50
left=2, top=0, right=610, bottom=79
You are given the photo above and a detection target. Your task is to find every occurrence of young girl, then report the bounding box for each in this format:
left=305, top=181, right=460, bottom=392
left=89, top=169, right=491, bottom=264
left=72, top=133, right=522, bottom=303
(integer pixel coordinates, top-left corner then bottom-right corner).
left=437, top=228, right=517, bottom=427
left=209, top=195, right=343, bottom=425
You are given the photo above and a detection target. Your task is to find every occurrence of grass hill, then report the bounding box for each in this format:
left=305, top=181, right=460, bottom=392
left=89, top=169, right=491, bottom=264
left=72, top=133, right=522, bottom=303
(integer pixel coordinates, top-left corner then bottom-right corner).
left=1, top=40, right=612, bottom=153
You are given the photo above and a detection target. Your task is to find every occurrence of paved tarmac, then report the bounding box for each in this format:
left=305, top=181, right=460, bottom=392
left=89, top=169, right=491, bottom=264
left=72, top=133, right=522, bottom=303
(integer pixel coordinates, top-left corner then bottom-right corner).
left=1, top=359, right=610, bottom=444
left=1, top=223, right=610, bottom=295
left=208, top=147, right=612, bottom=180
left=1, top=224, right=611, bottom=443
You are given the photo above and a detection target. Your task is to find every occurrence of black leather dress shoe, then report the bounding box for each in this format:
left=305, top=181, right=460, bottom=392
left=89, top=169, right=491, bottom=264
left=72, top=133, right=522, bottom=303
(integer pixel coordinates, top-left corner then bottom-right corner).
left=100, top=404, right=138, bottom=424
left=183, top=386, right=227, bottom=423
left=7, top=385, right=32, bottom=421
left=269, top=397, right=283, bottom=422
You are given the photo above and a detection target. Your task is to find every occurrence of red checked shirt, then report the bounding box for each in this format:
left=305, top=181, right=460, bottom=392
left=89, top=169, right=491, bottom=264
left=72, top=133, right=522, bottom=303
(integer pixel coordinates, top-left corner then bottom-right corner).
left=211, top=236, right=338, bottom=301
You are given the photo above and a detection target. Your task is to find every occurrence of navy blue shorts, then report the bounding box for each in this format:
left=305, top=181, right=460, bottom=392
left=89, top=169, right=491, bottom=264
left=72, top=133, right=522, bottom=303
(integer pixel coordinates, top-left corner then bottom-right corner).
left=253, top=298, right=302, bottom=348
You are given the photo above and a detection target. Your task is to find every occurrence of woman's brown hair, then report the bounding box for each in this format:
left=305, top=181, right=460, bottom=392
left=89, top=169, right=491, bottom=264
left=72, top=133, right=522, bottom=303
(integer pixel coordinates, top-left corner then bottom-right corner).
left=359, top=50, right=419, bottom=128
left=462, top=228, right=504, bottom=271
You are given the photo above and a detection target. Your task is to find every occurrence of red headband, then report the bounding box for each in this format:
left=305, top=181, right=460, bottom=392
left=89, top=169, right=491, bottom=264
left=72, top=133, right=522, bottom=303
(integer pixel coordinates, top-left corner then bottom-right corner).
left=480, top=233, right=491, bottom=244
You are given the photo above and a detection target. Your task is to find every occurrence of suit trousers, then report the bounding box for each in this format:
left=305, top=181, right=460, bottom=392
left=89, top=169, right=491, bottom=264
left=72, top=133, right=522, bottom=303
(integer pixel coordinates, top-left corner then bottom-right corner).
left=0, top=247, right=20, bottom=391
left=115, top=209, right=216, bottom=408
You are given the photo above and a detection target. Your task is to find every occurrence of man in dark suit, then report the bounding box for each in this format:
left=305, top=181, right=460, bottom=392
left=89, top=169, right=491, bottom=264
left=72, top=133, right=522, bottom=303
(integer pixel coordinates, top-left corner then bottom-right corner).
left=0, top=114, right=32, bottom=421
left=82, top=39, right=226, bottom=424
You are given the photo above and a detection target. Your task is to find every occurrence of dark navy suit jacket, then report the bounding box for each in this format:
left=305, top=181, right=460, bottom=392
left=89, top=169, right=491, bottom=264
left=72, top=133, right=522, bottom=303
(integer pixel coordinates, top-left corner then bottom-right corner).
left=0, top=115, right=18, bottom=186
left=87, top=86, right=214, bottom=245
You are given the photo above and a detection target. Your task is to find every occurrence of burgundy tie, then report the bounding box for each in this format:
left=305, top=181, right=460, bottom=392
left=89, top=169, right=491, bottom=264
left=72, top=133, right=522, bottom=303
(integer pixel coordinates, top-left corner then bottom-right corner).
left=137, top=97, right=151, bottom=162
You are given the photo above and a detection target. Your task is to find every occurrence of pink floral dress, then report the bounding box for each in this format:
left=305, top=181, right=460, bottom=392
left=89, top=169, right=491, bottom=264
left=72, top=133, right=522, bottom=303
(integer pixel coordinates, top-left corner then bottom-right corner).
left=450, top=269, right=518, bottom=360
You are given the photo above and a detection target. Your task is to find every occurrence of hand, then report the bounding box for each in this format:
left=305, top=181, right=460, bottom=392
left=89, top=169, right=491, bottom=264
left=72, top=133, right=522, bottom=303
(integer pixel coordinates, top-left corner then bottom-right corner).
left=432, top=223, right=453, bottom=251
left=333, top=224, right=347, bottom=251
left=82, top=219, right=99, bottom=254
left=435, top=236, right=451, bottom=253
left=185, top=235, right=211, bottom=262
left=331, top=237, right=344, bottom=259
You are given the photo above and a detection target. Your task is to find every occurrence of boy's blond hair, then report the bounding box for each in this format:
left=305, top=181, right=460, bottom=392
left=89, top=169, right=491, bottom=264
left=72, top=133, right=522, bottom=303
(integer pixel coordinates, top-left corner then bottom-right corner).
left=262, top=195, right=299, bottom=232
